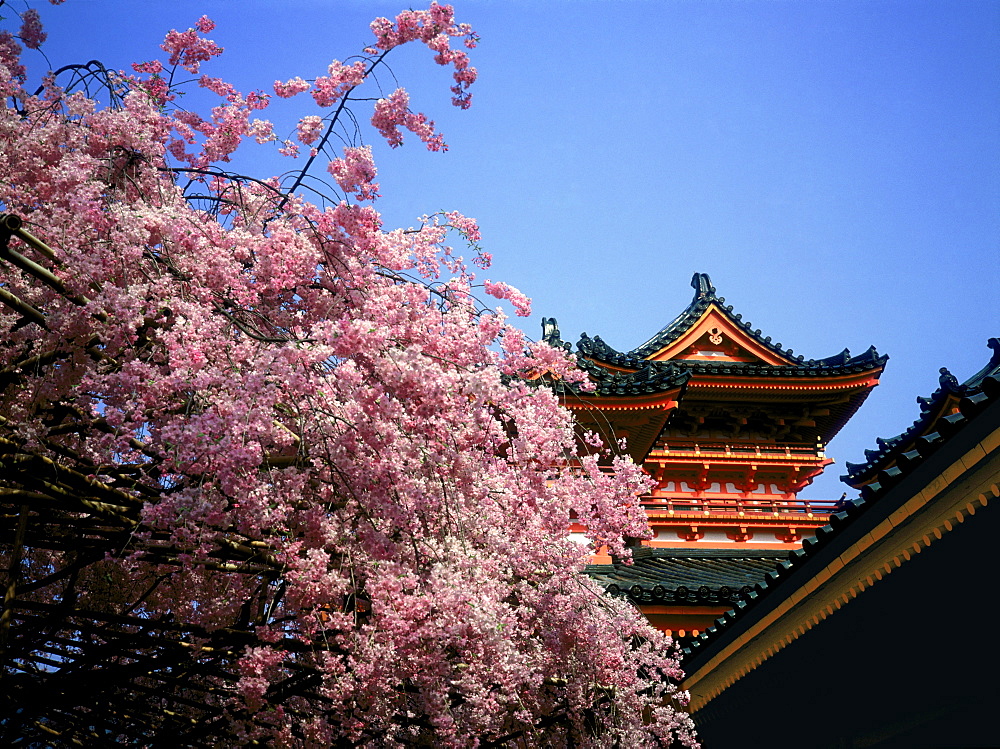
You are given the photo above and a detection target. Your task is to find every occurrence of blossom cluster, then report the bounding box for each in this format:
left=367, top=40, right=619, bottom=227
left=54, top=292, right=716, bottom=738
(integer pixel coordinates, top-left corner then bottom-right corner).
left=0, top=5, right=698, bottom=747
left=126, top=19, right=273, bottom=164
left=160, top=15, right=222, bottom=73
left=328, top=145, right=380, bottom=201
left=483, top=279, right=532, bottom=317
left=372, top=87, right=446, bottom=151
left=311, top=59, right=367, bottom=108
left=273, top=75, right=310, bottom=99
left=367, top=3, right=478, bottom=109
left=19, top=9, right=46, bottom=49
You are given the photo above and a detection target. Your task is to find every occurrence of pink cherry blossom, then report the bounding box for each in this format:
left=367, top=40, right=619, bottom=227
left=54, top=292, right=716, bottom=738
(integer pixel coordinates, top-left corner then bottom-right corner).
left=131, top=59, right=164, bottom=75
left=311, top=59, right=366, bottom=107
left=367, top=4, right=478, bottom=109
left=195, top=15, right=216, bottom=33
left=483, top=279, right=532, bottom=317
left=372, top=87, right=447, bottom=151
left=160, top=18, right=223, bottom=73
left=0, top=31, right=27, bottom=89
left=0, top=5, right=698, bottom=747
left=18, top=9, right=46, bottom=49
left=295, top=114, right=324, bottom=145
left=328, top=145, right=380, bottom=201
left=273, top=75, right=310, bottom=98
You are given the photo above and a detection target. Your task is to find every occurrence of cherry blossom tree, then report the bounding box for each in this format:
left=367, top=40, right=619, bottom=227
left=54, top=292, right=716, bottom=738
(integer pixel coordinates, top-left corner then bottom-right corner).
left=0, top=4, right=698, bottom=746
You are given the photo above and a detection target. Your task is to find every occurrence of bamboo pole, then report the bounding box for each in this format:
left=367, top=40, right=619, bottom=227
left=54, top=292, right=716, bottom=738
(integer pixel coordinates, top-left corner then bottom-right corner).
left=0, top=504, right=30, bottom=673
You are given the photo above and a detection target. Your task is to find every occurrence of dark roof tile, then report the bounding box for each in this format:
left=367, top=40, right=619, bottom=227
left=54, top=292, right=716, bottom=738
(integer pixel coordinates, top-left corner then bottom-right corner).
left=842, top=339, right=999, bottom=484
left=586, top=548, right=790, bottom=606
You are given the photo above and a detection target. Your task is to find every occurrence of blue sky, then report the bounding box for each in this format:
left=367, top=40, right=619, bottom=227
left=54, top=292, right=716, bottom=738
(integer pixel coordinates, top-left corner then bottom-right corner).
left=22, top=0, right=999, bottom=498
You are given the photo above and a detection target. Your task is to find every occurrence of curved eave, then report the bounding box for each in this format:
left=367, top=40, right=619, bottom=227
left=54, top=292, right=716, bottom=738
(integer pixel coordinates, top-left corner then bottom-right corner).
left=576, top=334, right=630, bottom=366
left=562, top=391, right=683, bottom=411
left=572, top=275, right=888, bottom=386
left=680, top=368, right=884, bottom=445
left=571, top=358, right=692, bottom=401
left=578, top=355, right=639, bottom=375
left=685, top=369, right=884, bottom=393
left=562, top=389, right=684, bottom=464
left=822, top=381, right=879, bottom=444
left=628, top=274, right=806, bottom=364
left=842, top=390, right=961, bottom=488
left=641, top=302, right=795, bottom=366
left=580, top=345, right=888, bottom=383
left=586, top=549, right=791, bottom=607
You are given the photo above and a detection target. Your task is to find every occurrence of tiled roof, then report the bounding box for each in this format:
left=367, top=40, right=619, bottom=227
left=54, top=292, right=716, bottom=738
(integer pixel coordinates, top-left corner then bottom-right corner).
left=842, top=337, right=1000, bottom=485
left=681, top=353, right=1000, bottom=664
left=628, top=273, right=807, bottom=362
left=570, top=273, right=887, bottom=377
left=542, top=317, right=691, bottom=398
left=586, top=548, right=789, bottom=607
left=573, top=357, right=691, bottom=398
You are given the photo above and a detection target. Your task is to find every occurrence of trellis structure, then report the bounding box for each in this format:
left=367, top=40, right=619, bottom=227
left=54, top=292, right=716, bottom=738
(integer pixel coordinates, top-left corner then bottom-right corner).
left=0, top=214, right=311, bottom=744
left=0, top=214, right=429, bottom=745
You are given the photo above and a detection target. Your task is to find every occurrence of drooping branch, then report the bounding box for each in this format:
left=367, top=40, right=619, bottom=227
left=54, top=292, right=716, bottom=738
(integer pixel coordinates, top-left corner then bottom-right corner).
left=277, top=49, right=392, bottom=208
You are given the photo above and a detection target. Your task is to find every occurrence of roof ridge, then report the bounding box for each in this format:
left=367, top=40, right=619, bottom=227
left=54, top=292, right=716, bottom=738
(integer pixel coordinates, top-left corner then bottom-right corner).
left=624, top=272, right=882, bottom=367
left=842, top=338, right=998, bottom=483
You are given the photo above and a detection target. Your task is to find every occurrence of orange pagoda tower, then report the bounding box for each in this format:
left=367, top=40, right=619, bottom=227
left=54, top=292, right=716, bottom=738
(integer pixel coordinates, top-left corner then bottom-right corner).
left=544, top=273, right=887, bottom=641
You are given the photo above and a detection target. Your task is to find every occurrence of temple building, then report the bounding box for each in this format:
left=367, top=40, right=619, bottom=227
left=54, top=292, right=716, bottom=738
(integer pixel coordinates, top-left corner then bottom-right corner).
left=542, top=273, right=887, bottom=642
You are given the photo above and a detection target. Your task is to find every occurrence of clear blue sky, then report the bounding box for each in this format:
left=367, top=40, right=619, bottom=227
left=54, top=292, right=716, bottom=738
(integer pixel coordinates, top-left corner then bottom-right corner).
left=23, top=0, right=1000, bottom=499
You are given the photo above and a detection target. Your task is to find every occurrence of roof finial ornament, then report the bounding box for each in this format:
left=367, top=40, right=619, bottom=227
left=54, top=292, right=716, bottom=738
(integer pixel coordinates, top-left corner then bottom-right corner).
left=987, top=337, right=1000, bottom=368
left=541, top=317, right=561, bottom=345
left=938, top=366, right=959, bottom=390
left=690, top=272, right=715, bottom=301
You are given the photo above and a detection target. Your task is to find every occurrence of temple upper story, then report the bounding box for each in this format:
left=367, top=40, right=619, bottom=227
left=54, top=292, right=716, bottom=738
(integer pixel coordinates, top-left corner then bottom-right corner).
left=545, top=272, right=887, bottom=553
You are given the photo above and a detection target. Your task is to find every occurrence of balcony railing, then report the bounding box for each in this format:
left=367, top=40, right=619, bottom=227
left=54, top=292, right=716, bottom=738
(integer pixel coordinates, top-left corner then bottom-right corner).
left=648, top=443, right=825, bottom=460
left=642, top=496, right=842, bottom=516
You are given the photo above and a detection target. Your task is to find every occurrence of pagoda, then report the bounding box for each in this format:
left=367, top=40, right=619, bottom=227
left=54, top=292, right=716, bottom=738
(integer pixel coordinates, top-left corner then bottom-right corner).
left=544, top=273, right=887, bottom=640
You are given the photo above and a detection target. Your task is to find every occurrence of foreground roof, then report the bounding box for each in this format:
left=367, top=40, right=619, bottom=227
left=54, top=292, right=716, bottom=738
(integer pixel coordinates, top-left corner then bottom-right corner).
left=679, top=341, right=1000, bottom=711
